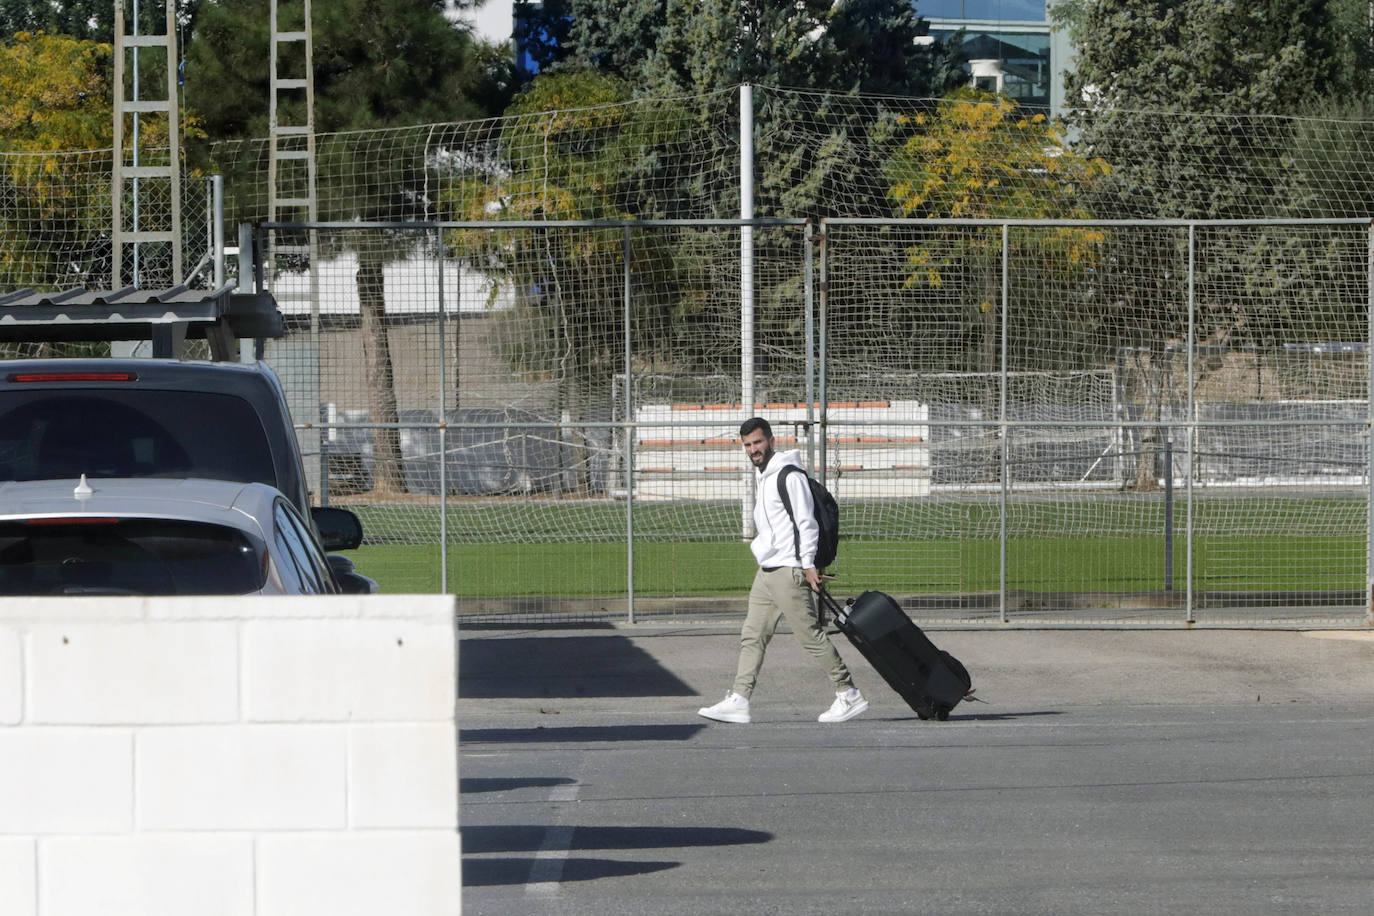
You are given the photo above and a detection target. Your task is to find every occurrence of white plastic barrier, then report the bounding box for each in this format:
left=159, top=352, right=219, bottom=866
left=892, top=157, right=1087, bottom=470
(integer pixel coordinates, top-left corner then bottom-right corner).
left=0, top=595, right=459, bottom=916
left=632, top=400, right=932, bottom=500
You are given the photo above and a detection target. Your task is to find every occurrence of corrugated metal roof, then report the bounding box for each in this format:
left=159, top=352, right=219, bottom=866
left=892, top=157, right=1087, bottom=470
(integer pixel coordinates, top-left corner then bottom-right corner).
left=0, top=284, right=233, bottom=324
left=0, top=285, right=282, bottom=350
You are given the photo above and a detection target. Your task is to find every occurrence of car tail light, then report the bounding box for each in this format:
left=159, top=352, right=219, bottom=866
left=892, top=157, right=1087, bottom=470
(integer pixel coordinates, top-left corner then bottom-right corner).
left=6, top=371, right=139, bottom=382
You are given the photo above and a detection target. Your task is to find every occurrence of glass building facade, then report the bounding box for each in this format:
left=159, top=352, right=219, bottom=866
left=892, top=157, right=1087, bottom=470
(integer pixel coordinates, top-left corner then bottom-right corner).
left=511, top=1, right=1072, bottom=115
left=923, top=0, right=1070, bottom=115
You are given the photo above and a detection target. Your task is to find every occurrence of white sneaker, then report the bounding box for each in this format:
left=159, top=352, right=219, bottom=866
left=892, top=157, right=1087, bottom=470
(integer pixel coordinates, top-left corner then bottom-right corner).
left=818, top=688, right=868, bottom=723
left=698, top=691, right=750, bottom=724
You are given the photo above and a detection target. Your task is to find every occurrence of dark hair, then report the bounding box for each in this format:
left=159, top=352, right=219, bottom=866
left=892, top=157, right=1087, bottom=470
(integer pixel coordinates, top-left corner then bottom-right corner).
left=739, top=416, right=772, bottom=438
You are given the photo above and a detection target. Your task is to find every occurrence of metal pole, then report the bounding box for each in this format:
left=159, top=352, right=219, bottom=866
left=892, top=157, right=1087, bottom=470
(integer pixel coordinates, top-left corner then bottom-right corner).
left=113, top=1, right=124, bottom=288
left=804, top=221, right=816, bottom=473
left=437, top=226, right=449, bottom=594
left=1367, top=220, right=1374, bottom=624
left=740, top=84, right=756, bottom=541
left=624, top=226, right=636, bottom=624
left=164, top=0, right=181, bottom=286
left=1186, top=224, right=1196, bottom=623
left=999, top=224, right=1009, bottom=624
left=132, top=0, right=141, bottom=286
left=238, top=223, right=255, bottom=363
left=818, top=223, right=829, bottom=480
left=1164, top=438, right=1174, bottom=591
left=212, top=176, right=225, bottom=288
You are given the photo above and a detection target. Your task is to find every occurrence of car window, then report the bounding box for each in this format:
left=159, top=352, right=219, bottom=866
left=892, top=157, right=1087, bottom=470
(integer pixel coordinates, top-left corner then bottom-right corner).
left=0, top=391, right=277, bottom=485
left=273, top=502, right=327, bottom=594
left=277, top=501, right=338, bottom=593
left=271, top=511, right=309, bottom=593
left=0, top=518, right=265, bottom=595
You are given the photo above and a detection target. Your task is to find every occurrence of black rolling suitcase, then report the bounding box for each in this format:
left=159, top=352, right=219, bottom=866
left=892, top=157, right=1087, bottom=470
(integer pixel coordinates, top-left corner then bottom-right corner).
left=821, top=588, right=972, bottom=721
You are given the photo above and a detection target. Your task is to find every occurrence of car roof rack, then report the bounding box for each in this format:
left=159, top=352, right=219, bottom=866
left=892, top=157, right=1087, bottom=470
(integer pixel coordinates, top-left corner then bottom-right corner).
left=0, top=285, right=283, bottom=360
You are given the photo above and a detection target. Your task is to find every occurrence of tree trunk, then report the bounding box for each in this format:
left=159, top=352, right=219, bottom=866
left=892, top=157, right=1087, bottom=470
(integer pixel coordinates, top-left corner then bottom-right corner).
left=1132, top=355, right=1161, bottom=492
left=980, top=265, right=1001, bottom=484
left=357, top=254, right=407, bottom=495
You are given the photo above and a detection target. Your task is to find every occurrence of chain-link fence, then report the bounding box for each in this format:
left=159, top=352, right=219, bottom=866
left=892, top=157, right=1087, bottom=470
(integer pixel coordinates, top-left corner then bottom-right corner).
left=5, top=86, right=1374, bottom=624
left=243, top=217, right=1372, bottom=626
left=0, top=150, right=219, bottom=360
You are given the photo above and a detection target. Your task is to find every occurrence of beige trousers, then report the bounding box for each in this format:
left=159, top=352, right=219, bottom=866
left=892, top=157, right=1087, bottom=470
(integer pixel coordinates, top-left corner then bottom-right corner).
left=731, top=566, right=854, bottom=699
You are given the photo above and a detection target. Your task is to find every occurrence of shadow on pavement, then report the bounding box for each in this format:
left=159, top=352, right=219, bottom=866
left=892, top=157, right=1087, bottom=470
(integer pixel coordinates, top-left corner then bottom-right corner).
left=465, top=824, right=773, bottom=854
left=460, top=776, right=578, bottom=794
left=956, top=710, right=1064, bottom=721
left=460, top=635, right=696, bottom=699
left=463, top=857, right=679, bottom=886
left=461, top=724, right=706, bottom=744
left=462, top=824, right=772, bottom=887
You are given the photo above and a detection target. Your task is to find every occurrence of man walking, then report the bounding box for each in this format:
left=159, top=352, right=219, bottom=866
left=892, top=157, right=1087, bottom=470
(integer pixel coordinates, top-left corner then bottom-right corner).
left=697, top=417, right=867, bottom=724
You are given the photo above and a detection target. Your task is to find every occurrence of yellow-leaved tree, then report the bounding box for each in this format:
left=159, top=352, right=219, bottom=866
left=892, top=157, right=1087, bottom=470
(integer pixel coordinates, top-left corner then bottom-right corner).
left=0, top=32, right=114, bottom=289
left=885, top=90, right=1110, bottom=393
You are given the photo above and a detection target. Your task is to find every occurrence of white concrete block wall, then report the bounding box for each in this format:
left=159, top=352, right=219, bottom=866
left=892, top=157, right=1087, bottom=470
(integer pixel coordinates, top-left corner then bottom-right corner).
left=138, top=726, right=348, bottom=831
left=258, top=833, right=462, bottom=916
left=0, top=730, right=133, bottom=834
left=243, top=619, right=456, bottom=721
left=348, top=724, right=458, bottom=829
left=0, top=596, right=459, bottom=916
left=0, top=627, right=22, bottom=724
left=27, top=622, right=240, bottom=724
left=0, top=839, right=37, bottom=914
left=41, top=835, right=255, bottom=916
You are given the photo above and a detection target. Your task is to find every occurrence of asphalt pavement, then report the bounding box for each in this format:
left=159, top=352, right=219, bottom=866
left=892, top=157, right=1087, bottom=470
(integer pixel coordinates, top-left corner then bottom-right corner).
left=457, top=623, right=1374, bottom=915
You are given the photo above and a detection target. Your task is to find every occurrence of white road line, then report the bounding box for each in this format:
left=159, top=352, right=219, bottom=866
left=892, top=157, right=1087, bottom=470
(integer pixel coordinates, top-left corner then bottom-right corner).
left=525, top=783, right=579, bottom=897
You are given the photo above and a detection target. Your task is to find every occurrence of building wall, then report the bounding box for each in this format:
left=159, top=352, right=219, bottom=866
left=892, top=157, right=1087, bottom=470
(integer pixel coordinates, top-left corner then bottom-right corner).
left=315, top=315, right=556, bottom=414
left=0, top=595, right=459, bottom=916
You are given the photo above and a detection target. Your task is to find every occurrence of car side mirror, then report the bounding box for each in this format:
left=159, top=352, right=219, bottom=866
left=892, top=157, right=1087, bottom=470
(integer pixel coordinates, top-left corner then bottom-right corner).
left=312, top=506, right=363, bottom=551
left=327, top=553, right=379, bottom=594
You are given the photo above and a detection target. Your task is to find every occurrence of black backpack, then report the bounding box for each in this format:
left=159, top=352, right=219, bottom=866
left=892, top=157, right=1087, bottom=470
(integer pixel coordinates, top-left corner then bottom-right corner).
left=777, top=466, right=839, bottom=570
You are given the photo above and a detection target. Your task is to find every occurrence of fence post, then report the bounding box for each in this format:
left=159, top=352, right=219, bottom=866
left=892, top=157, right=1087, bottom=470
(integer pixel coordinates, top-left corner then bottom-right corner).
left=999, top=223, right=1009, bottom=624
left=436, top=225, right=449, bottom=594
left=804, top=221, right=816, bottom=473
left=1367, top=220, right=1374, bottom=625
left=818, top=222, right=829, bottom=482
left=1164, top=438, right=1174, bottom=592
left=624, top=225, right=636, bottom=625
left=1186, top=224, right=1196, bottom=624
left=740, top=85, right=756, bottom=543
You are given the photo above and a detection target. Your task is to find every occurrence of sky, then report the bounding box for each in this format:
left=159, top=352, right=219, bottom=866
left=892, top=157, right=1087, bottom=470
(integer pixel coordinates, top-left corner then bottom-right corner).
left=454, top=0, right=515, bottom=44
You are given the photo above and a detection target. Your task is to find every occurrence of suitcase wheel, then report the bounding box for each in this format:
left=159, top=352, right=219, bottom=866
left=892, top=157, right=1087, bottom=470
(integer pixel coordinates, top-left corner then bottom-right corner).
left=935, top=707, right=951, bottom=722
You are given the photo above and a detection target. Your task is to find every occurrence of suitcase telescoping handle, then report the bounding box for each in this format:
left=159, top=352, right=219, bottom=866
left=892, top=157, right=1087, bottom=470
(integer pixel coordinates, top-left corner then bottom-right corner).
left=815, top=585, right=851, bottom=628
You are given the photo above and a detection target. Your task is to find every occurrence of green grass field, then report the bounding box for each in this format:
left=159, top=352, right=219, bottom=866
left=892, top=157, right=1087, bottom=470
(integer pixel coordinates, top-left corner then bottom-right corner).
left=351, top=530, right=1365, bottom=598
left=340, top=494, right=1368, bottom=597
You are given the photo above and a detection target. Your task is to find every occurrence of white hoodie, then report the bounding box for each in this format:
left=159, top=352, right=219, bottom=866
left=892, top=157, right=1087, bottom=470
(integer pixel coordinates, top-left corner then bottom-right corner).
left=750, top=448, right=819, bottom=570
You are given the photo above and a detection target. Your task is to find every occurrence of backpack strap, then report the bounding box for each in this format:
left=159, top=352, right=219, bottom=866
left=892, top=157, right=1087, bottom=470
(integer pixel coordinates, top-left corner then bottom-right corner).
left=779, top=467, right=825, bottom=624
left=776, top=465, right=806, bottom=566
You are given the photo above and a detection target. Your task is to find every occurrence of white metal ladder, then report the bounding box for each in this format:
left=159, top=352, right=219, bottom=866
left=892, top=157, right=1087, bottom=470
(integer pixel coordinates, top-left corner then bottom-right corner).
left=111, top=0, right=182, bottom=291
left=268, top=0, right=319, bottom=326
